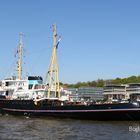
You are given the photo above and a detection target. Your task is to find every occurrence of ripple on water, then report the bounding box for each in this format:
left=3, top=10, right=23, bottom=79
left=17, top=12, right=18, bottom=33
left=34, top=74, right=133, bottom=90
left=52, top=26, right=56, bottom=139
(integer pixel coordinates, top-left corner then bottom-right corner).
left=0, top=116, right=140, bottom=140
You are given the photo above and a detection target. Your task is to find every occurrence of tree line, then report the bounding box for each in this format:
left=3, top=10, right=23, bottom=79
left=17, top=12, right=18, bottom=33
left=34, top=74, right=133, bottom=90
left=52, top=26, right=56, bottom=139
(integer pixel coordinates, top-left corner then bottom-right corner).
left=60, top=76, right=140, bottom=88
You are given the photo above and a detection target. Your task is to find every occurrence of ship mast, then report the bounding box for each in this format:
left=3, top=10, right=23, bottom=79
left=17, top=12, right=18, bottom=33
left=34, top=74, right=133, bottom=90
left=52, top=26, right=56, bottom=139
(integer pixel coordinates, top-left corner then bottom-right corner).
left=46, top=24, right=60, bottom=98
left=17, top=32, right=23, bottom=80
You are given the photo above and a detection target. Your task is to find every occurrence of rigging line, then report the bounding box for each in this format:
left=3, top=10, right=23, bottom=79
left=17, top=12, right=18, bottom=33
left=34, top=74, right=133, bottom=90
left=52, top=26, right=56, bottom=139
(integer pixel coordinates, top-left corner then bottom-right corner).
left=3, top=60, right=16, bottom=79
left=27, top=46, right=52, bottom=56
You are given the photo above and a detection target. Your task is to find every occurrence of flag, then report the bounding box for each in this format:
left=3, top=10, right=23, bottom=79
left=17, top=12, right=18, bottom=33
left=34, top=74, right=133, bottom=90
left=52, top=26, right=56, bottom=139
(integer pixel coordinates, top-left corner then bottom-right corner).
left=56, top=38, right=61, bottom=49
left=14, top=49, right=19, bottom=57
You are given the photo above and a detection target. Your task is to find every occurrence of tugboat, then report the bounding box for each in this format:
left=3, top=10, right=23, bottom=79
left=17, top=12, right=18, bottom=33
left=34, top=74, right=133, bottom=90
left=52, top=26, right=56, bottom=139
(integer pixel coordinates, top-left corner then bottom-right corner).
left=1, top=26, right=140, bottom=120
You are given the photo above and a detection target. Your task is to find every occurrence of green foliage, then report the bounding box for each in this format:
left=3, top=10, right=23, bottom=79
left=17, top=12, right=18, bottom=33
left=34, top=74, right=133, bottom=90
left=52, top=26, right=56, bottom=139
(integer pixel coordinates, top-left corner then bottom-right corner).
left=60, top=75, right=140, bottom=88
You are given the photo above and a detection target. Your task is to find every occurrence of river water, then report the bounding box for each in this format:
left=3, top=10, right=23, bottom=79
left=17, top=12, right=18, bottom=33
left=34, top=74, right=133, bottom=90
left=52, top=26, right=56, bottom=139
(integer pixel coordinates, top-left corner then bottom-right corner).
left=0, top=115, right=140, bottom=140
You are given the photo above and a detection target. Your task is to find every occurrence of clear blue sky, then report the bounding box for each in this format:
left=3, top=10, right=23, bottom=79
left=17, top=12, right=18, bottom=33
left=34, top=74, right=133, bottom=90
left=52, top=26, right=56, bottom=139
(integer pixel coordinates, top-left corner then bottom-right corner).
left=0, top=0, right=140, bottom=83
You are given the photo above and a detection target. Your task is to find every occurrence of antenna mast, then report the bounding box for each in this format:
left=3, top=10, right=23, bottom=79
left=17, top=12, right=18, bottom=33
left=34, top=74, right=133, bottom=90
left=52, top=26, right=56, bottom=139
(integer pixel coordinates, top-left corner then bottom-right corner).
left=46, top=24, right=60, bottom=98
left=17, top=32, right=23, bottom=80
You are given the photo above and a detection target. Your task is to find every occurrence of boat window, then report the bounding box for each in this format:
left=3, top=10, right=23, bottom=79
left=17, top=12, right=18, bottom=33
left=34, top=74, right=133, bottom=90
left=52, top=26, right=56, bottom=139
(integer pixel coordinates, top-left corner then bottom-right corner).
left=28, top=76, right=43, bottom=81
left=5, top=82, right=9, bottom=86
left=6, top=91, right=8, bottom=96
left=29, top=85, right=33, bottom=89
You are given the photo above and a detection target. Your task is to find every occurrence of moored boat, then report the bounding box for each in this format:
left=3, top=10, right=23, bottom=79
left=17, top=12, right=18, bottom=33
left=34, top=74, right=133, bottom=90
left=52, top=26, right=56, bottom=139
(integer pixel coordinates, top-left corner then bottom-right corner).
left=1, top=96, right=140, bottom=120
left=1, top=25, right=140, bottom=120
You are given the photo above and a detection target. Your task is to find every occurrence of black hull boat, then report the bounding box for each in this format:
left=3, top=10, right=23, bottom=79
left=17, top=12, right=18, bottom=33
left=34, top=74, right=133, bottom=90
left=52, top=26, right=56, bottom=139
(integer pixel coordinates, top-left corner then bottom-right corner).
left=1, top=26, right=140, bottom=121
left=0, top=99, right=140, bottom=121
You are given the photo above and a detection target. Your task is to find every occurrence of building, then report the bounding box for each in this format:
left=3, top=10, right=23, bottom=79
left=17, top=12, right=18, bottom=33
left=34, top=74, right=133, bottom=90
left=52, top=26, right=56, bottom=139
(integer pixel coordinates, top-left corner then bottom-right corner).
left=67, top=87, right=103, bottom=101
left=103, top=84, right=127, bottom=101
left=104, top=83, right=140, bottom=101
left=65, top=83, right=140, bottom=102
left=126, top=83, right=140, bottom=101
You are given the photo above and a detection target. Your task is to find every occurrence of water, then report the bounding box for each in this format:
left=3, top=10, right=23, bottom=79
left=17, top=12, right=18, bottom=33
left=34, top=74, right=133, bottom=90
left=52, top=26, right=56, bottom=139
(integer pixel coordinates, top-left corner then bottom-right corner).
left=0, top=115, right=140, bottom=140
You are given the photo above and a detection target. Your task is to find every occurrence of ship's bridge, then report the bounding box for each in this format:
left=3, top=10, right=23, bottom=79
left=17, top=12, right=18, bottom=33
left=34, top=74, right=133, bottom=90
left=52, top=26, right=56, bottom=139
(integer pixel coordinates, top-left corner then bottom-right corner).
left=28, top=76, right=43, bottom=89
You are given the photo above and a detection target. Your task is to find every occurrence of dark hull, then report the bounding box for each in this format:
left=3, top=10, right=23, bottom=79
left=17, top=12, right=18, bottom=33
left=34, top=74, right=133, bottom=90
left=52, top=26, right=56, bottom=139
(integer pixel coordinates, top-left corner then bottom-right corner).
left=0, top=99, right=140, bottom=120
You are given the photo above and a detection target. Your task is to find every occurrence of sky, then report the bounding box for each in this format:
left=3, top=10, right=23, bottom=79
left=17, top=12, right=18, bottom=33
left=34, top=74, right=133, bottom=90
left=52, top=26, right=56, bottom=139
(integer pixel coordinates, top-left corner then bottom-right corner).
left=0, top=0, right=140, bottom=83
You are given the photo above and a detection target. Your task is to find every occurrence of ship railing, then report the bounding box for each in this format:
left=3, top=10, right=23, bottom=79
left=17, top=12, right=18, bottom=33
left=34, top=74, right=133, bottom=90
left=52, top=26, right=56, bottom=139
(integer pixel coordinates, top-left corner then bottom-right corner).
left=32, top=84, right=48, bottom=90
left=33, top=97, right=61, bottom=105
left=33, top=97, right=47, bottom=102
